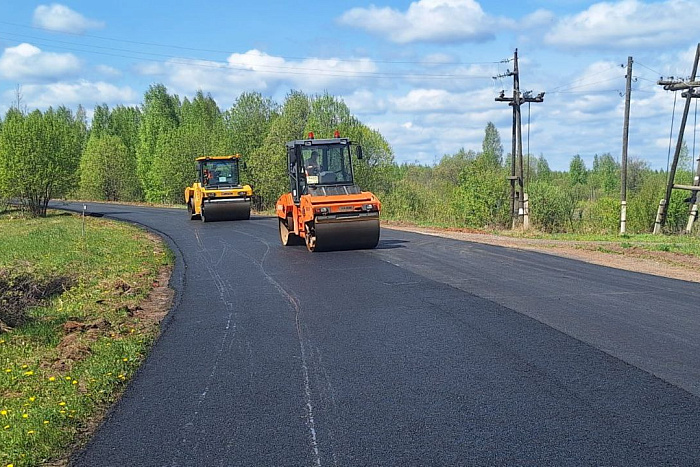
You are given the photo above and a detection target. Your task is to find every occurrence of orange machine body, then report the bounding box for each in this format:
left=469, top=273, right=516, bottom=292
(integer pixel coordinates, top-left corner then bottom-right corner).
left=275, top=136, right=381, bottom=251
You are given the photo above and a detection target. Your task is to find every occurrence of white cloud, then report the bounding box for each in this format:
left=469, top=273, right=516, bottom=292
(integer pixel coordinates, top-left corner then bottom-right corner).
left=338, top=0, right=504, bottom=44
left=341, top=89, right=388, bottom=115
left=95, top=65, right=122, bottom=77
left=33, top=4, right=105, bottom=34
left=0, top=43, right=81, bottom=82
left=11, top=80, right=138, bottom=109
left=142, top=50, right=379, bottom=103
left=389, top=88, right=496, bottom=114
left=521, top=9, right=555, bottom=29
left=544, top=0, right=700, bottom=50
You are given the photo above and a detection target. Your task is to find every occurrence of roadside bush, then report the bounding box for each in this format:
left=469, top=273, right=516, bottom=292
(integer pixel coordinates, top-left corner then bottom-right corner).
left=580, top=197, right=619, bottom=234
left=528, top=181, right=577, bottom=232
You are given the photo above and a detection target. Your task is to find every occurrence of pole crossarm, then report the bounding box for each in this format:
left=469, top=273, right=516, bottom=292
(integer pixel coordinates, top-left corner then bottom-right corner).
left=658, top=80, right=700, bottom=91
left=494, top=49, right=544, bottom=229
left=654, top=43, right=700, bottom=233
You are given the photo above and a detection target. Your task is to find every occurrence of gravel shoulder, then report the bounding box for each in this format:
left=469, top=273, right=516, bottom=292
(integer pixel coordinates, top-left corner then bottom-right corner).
left=384, top=223, right=700, bottom=284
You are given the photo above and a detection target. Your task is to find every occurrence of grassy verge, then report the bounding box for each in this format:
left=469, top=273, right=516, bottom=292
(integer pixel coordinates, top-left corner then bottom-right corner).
left=0, top=210, right=173, bottom=467
left=382, top=218, right=700, bottom=259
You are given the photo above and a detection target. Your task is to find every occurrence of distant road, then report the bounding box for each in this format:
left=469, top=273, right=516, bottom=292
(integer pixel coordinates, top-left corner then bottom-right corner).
left=53, top=201, right=700, bottom=466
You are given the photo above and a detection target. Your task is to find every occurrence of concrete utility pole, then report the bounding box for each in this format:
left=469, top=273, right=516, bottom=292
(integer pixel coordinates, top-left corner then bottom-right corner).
left=494, top=49, right=544, bottom=228
left=620, top=56, right=633, bottom=234
left=654, top=43, right=700, bottom=234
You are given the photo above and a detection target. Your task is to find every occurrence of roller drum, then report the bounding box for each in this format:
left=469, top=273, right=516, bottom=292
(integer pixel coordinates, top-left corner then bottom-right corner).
left=311, top=218, right=380, bottom=251
left=201, top=199, right=251, bottom=222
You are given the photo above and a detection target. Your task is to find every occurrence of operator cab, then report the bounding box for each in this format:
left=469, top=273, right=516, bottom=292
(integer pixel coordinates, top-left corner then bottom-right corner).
left=198, top=157, right=241, bottom=189
left=301, top=142, right=353, bottom=186
left=287, top=136, right=363, bottom=202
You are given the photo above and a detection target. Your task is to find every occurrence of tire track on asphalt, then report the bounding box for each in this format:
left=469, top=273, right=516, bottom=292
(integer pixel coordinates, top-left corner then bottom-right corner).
left=173, top=229, right=239, bottom=466
left=227, top=225, right=330, bottom=467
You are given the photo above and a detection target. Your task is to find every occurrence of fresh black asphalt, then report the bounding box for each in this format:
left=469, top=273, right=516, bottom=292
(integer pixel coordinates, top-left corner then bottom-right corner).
left=53, top=202, right=700, bottom=466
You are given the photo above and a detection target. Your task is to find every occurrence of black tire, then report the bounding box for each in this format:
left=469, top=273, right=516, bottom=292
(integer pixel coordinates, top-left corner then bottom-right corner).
left=188, top=200, right=200, bottom=220
left=201, top=203, right=208, bottom=223
left=279, top=218, right=303, bottom=246
left=305, top=223, right=316, bottom=252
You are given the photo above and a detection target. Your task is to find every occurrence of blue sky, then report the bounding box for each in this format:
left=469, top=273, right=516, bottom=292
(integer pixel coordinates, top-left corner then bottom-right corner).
left=1, top=0, right=699, bottom=171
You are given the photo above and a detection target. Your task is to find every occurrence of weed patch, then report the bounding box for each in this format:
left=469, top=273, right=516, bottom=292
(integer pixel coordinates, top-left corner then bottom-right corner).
left=0, top=270, right=74, bottom=330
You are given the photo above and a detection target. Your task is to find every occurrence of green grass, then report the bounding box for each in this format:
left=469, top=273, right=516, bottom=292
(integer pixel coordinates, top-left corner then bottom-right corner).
left=0, top=210, right=173, bottom=467
left=383, top=217, right=700, bottom=259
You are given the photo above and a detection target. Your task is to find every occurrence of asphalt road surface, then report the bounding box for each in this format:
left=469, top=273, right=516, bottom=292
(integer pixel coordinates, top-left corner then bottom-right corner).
left=54, top=202, right=700, bottom=466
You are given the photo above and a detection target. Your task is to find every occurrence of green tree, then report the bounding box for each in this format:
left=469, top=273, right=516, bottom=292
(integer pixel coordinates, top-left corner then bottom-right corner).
left=590, top=153, right=620, bottom=195
left=535, top=155, right=551, bottom=181
left=137, top=84, right=180, bottom=202
left=569, top=154, right=588, bottom=186
left=150, top=91, right=230, bottom=203
left=247, top=91, right=309, bottom=208
left=452, top=156, right=509, bottom=228
left=481, top=121, right=503, bottom=167
left=0, top=107, right=82, bottom=216
left=434, top=149, right=475, bottom=186
left=91, top=104, right=111, bottom=138
left=79, top=134, right=139, bottom=201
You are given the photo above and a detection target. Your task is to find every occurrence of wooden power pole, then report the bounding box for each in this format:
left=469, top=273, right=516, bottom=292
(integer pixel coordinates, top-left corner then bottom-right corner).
left=620, top=56, right=633, bottom=234
left=495, top=49, right=544, bottom=228
left=654, top=43, right=700, bottom=234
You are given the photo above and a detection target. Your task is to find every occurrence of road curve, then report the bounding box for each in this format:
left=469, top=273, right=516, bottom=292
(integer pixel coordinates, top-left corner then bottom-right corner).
left=53, top=202, right=700, bottom=466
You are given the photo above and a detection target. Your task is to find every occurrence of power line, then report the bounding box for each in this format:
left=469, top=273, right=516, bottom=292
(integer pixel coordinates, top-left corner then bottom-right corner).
left=548, top=63, right=622, bottom=92
left=0, top=20, right=501, bottom=66
left=635, top=61, right=663, bottom=77
left=548, top=76, right=622, bottom=93
left=0, top=34, right=496, bottom=80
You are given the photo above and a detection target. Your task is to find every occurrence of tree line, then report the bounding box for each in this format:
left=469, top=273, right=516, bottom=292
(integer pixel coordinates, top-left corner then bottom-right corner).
left=0, top=84, right=695, bottom=234
left=0, top=85, right=394, bottom=215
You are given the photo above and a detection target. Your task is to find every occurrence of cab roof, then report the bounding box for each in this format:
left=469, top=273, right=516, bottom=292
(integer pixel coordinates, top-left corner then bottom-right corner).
left=195, top=154, right=241, bottom=161
left=286, top=138, right=351, bottom=149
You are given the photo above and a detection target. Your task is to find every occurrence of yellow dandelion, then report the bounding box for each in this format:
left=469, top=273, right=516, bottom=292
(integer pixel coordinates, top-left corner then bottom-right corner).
left=0, top=339, right=4, bottom=343
left=28, top=397, right=35, bottom=402
left=48, top=376, right=55, bottom=381
left=59, top=410, right=66, bottom=414
left=58, top=401, right=66, bottom=406
left=21, top=364, right=28, bottom=369
left=72, top=380, right=78, bottom=385
left=130, top=328, right=135, bottom=333
left=27, top=430, right=35, bottom=434
left=3, top=425, right=10, bottom=429
left=8, top=463, right=14, bottom=467
left=0, top=410, right=7, bottom=416
left=122, top=358, right=129, bottom=362
left=43, top=420, right=49, bottom=425
left=4, top=369, right=10, bottom=373
left=22, top=414, right=28, bottom=419
left=23, top=371, right=33, bottom=376
left=65, top=376, right=72, bottom=380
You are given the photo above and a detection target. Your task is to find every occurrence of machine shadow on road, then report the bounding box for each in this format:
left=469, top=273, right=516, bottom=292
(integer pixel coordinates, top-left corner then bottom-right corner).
left=375, top=239, right=409, bottom=249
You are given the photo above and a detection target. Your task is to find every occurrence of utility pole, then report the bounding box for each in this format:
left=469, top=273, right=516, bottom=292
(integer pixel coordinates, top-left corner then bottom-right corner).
left=620, top=56, right=633, bottom=234
left=495, top=49, right=544, bottom=228
left=654, top=43, right=700, bottom=234
left=685, top=86, right=700, bottom=233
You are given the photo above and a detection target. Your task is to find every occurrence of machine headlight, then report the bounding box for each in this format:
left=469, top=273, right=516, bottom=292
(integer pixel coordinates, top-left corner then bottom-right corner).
left=363, top=204, right=374, bottom=211
left=320, top=207, right=330, bottom=214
